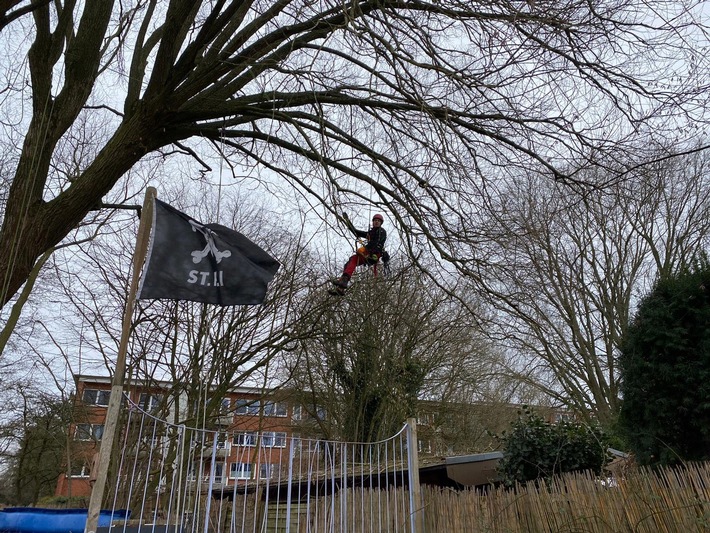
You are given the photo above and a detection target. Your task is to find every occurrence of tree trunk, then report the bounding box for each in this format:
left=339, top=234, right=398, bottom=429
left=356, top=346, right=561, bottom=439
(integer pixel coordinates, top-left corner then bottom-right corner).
left=0, top=114, right=164, bottom=307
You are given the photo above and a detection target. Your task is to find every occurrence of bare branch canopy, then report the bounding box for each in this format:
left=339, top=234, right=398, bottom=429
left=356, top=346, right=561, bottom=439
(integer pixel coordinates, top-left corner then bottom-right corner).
left=1, top=0, right=708, bottom=307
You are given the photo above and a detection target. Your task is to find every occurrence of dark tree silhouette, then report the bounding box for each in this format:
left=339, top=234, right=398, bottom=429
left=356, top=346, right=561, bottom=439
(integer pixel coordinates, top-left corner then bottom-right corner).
left=620, top=259, right=710, bottom=466
left=1, top=0, right=707, bottom=308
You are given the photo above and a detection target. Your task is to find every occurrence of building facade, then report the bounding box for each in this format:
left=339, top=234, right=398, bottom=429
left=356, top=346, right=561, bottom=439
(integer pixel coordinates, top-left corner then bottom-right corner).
left=55, top=375, right=306, bottom=498
left=56, top=375, right=571, bottom=498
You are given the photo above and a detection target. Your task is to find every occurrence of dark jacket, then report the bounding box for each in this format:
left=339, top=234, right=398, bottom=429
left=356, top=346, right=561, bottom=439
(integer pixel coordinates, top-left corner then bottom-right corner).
left=353, top=226, right=387, bottom=255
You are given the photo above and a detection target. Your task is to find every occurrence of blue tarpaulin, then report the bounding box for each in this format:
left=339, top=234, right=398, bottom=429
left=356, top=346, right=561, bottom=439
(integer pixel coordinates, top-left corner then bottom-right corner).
left=0, top=508, right=130, bottom=533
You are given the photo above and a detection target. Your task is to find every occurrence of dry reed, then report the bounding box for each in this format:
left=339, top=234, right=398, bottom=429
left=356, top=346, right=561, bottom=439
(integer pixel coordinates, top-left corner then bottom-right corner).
left=422, top=462, right=710, bottom=532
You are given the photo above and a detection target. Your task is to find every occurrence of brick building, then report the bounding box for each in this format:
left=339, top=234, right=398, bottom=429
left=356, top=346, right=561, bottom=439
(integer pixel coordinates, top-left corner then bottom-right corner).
left=55, top=374, right=305, bottom=498
left=56, top=375, right=572, bottom=498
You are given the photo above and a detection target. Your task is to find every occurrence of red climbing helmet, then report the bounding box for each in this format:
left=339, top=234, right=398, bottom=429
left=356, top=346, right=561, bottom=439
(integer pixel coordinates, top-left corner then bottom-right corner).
left=372, top=213, right=384, bottom=222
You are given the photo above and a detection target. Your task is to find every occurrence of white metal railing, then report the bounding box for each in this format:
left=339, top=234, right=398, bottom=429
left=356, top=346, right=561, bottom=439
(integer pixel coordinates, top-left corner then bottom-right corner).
left=98, top=400, right=421, bottom=533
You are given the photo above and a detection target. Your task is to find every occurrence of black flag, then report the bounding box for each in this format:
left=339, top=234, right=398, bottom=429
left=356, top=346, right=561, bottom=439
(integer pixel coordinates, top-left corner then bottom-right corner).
left=137, top=199, right=280, bottom=305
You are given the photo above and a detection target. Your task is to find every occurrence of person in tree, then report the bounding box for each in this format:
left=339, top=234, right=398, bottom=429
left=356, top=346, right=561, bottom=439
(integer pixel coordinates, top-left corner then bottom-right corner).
left=330, top=213, right=387, bottom=294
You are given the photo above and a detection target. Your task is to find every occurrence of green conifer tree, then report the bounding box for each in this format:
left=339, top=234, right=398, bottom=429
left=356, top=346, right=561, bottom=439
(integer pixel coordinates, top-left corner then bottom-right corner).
left=619, top=258, right=710, bottom=466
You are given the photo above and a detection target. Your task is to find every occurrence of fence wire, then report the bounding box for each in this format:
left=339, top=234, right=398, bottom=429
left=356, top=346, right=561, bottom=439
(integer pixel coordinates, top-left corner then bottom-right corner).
left=101, top=399, right=417, bottom=533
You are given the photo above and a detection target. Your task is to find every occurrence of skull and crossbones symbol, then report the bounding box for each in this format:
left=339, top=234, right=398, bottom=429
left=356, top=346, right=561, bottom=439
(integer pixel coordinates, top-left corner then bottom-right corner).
left=189, top=220, right=232, bottom=264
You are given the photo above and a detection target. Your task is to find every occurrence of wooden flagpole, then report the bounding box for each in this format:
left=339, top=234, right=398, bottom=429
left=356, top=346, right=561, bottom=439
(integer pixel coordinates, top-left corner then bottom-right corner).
left=85, top=187, right=157, bottom=533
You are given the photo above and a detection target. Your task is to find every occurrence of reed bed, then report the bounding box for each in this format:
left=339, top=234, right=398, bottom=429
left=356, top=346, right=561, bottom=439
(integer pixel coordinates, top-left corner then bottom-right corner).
left=422, top=462, right=710, bottom=532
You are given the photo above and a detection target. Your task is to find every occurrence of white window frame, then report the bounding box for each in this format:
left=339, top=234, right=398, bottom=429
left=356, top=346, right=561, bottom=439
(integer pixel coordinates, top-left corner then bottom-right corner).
left=213, top=462, right=225, bottom=483
left=69, top=463, right=91, bottom=478
left=263, top=401, right=288, bottom=417
left=215, top=433, right=228, bottom=450
left=138, top=393, right=163, bottom=412
left=229, top=462, right=253, bottom=480
left=220, top=398, right=231, bottom=414
left=82, top=388, right=111, bottom=407
left=418, top=439, right=432, bottom=454
left=292, top=405, right=327, bottom=420
left=234, top=399, right=261, bottom=416
left=292, top=405, right=303, bottom=420
left=261, top=432, right=287, bottom=448
left=233, top=431, right=258, bottom=447
left=260, top=463, right=276, bottom=479
left=556, top=412, right=575, bottom=423
left=74, top=423, right=104, bottom=441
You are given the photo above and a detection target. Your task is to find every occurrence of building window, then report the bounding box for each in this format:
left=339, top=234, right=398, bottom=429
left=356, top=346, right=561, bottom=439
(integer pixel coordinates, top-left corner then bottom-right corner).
left=229, top=462, right=253, bottom=480
left=292, top=405, right=303, bottom=421
left=213, top=463, right=225, bottom=483
left=292, top=405, right=326, bottom=421
left=82, top=389, right=110, bottom=407
left=233, top=431, right=258, bottom=447
left=263, top=401, right=287, bottom=417
left=75, top=424, right=104, bottom=441
left=261, top=432, right=287, bottom=448
left=418, top=439, right=432, bottom=454
left=220, top=398, right=231, bottom=413
left=233, top=431, right=286, bottom=448
left=229, top=462, right=274, bottom=480
left=215, top=433, right=228, bottom=450
left=234, top=399, right=261, bottom=416
left=69, top=463, right=91, bottom=477
left=554, top=412, right=574, bottom=424
left=138, top=393, right=163, bottom=412
left=260, top=463, right=276, bottom=479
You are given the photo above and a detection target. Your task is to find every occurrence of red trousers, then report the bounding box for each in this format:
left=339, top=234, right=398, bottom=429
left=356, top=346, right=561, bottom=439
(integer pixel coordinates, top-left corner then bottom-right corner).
left=343, top=252, right=379, bottom=278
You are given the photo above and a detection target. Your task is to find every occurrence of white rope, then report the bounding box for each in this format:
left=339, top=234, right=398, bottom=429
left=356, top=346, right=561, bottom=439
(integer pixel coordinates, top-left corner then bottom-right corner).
left=216, top=129, right=225, bottom=224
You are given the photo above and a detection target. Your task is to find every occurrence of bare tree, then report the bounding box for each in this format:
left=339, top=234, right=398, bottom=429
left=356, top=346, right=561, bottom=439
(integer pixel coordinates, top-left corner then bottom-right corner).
left=473, top=148, right=710, bottom=425
left=35, top=189, right=325, bottom=507
left=45, top=189, right=318, bottom=404
left=0, top=1, right=49, bottom=32
left=287, top=265, right=503, bottom=445
left=1, top=0, right=708, bottom=310
left=0, top=165, right=149, bottom=360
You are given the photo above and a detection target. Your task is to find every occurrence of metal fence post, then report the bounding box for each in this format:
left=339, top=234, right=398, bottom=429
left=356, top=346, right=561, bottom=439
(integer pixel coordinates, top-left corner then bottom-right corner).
left=285, top=436, right=297, bottom=533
